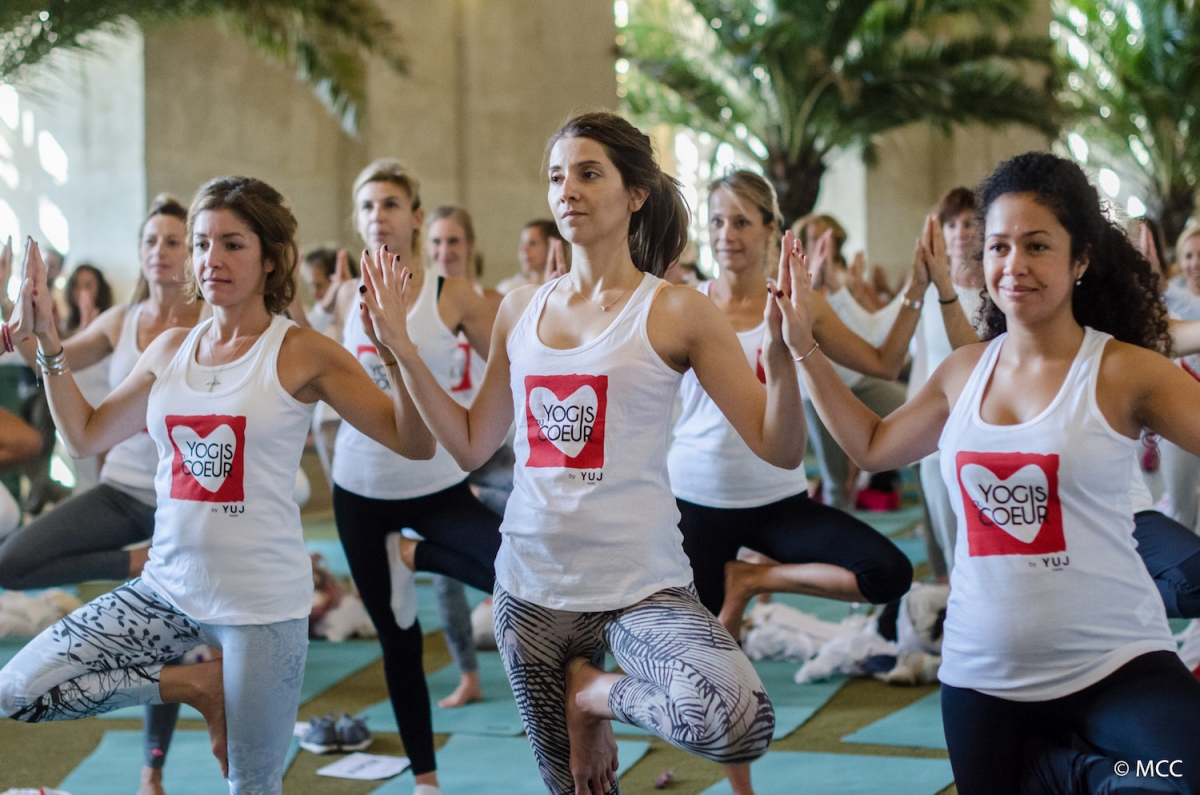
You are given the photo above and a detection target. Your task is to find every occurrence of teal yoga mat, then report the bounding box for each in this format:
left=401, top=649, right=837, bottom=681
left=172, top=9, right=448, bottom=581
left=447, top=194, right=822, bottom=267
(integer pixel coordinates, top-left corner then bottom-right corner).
left=359, top=651, right=523, bottom=737
left=57, top=730, right=300, bottom=794
left=368, top=734, right=650, bottom=795
left=852, top=504, right=924, bottom=537
left=100, top=639, right=384, bottom=721
left=0, top=635, right=29, bottom=668
left=699, top=750, right=954, bottom=794
left=613, top=661, right=845, bottom=741
left=305, top=538, right=352, bottom=580
left=841, top=689, right=946, bottom=750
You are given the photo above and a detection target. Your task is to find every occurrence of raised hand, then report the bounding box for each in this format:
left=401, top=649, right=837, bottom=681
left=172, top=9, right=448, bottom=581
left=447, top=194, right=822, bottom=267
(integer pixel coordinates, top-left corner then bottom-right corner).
left=359, top=246, right=417, bottom=361
left=922, top=213, right=952, bottom=290
left=544, top=237, right=568, bottom=281
left=7, top=239, right=56, bottom=347
left=0, top=236, right=12, bottom=313
left=1136, top=221, right=1163, bottom=277
left=910, top=237, right=931, bottom=292
left=766, top=230, right=816, bottom=359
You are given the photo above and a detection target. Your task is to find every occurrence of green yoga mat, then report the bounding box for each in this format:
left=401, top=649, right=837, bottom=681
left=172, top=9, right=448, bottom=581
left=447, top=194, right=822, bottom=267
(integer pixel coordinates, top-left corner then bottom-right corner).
left=100, top=639, right=384, bottom=721
left=852, top=503, right=924, bottom=537
left=698, top=750, right=954, bottom=794
left=57, top=730, right=300, bottom=794
left=359, top=651, right=523, bottom=737
left=368, top=734, right=650, bottom=795
left=612, top=661, right=845, bottom=741
left=841, top=689, right=946, bottom=750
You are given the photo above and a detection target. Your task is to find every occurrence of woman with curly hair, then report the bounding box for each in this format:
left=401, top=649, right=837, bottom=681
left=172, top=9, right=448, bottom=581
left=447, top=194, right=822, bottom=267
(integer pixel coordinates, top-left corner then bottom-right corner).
left=795, top=152, right=1200, bottom=794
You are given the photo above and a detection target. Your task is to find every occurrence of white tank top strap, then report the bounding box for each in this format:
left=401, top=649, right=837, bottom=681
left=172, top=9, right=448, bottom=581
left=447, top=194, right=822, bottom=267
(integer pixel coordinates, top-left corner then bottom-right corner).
left=99, top=303, right=160, bottom=494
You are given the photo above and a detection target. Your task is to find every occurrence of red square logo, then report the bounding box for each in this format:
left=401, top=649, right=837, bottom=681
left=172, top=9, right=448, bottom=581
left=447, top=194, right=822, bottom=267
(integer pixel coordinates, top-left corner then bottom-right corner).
left=754, top=348, right=766, bottom=384
left=166, top=415, right=246, bottom=503
left=356, top=345, right=390, bottom=389
left=449, top=340, right=472, bottom=393
left=524, top=374, right=607, bottom=469
left=956, top=451, right=1065, bottom=556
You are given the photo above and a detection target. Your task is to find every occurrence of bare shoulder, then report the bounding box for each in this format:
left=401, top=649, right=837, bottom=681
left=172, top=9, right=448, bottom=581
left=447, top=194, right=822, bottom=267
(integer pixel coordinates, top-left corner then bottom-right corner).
left=495, top=283, right=541, bottom=333
left=139, top=326, right=191, bottom=372
left=929, top=340, right=992, bottom=400
left=1098, top=337, right=1174, bottom=393
left=280, top=323, right=346, bottom=364
left=650, top=281, right=727, bottom=336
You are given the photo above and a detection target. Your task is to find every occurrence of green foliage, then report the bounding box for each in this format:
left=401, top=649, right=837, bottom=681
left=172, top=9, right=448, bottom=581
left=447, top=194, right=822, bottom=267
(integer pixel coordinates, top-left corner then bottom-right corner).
left=623, top=0, right=1058, bottom=222
left=0, top=0, right=406, bottom=135
left=1052, top=0, right=1200, bottom=242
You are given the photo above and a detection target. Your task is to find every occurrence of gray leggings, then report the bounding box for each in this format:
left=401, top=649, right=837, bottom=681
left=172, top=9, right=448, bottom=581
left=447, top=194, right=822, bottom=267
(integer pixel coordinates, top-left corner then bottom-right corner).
left=0, top=482, right=178, bottom=768
left=494, top=583, right=774, bottom=795
left=0, top=579, right=308, bottom=795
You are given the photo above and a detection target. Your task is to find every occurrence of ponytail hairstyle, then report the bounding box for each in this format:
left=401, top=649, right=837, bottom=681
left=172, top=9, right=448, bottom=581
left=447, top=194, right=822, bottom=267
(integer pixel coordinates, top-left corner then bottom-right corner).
left=547, top=111, right=689, bottom=277
left=351, top=158, right=423, bottom=257
left=429, top=205, right=483, bottom=280
left=974, top=152, right=1171, bottom=354
left=132, top=194, right=189, bottom=303
left=186, top=176, right=300, bottom=316
left=707, top=170, right=782, bottom=270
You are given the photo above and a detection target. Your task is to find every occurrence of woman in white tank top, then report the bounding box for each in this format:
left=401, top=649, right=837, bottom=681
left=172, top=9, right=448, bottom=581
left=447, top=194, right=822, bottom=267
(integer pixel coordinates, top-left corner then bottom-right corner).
left=796, top=153, right=1200, bottom=794
left=0, top=197, right=205, bottom=795
left=363, top=112, right=815, bottom=795
left=0, top=177, right=435, bottom=795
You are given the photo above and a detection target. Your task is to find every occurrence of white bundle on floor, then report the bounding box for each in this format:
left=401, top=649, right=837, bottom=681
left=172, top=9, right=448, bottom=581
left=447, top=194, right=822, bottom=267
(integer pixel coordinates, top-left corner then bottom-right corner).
left=311, top=593, right=377, bottom=642
left=740, top=601, right=860, bottom=663
left=472, top=598, right=497, bottom=650
left=0, top=589, right=82, bottom=637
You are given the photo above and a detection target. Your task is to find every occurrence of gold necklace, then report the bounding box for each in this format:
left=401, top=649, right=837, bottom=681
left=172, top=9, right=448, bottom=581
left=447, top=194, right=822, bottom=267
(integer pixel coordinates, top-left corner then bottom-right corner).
left=203, top=329, right=256, bottom=391
left=566, top=276, right=635, bottom=312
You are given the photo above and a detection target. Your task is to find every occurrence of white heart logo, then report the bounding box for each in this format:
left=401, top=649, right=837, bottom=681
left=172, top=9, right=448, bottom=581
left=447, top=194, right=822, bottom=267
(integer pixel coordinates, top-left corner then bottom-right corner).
left=960, top=463, right=1049, bottom=544
left=170, top=424, right=237, bottom=493
left=529, top=385, right=598, bottom=459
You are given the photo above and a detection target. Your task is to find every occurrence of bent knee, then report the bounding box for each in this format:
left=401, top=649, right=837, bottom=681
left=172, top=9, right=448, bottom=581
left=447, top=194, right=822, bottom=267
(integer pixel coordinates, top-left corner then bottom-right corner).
left=858, top=553, right=914, bottom=605
left=693, top=697, right=774, bottom=765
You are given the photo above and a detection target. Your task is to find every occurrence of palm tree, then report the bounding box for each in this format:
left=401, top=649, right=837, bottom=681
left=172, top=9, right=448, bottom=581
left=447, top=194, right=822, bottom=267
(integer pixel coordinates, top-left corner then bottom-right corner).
left=1052, top=0, right=1200, bottom=245
left=622, top=0, right=1060, bottom=225
left=0, top=0, right=406, bottom=135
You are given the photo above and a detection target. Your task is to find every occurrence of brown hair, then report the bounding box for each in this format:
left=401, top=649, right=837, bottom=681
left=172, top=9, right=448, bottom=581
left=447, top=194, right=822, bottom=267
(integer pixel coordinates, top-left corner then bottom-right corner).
left=790, top=214, right=847, bottom=253
left=522, top=218, right=563, bottom=243
left=429, top=205, right=484, bottom=279
left=64, top=264, right=114, bottom=333
left=186, top=177, right=299, bottom=315
left=547, top=111, right=689, bottom=277
left=936, top=186, right=977, bottom=226
left=351, top=158, right=423, bottom=257
left=132, top=194, right=189, bottom=303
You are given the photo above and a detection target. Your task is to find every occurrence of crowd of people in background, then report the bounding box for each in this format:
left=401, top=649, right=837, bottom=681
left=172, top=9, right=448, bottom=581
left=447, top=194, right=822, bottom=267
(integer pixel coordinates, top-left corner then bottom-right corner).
left=0, top=111, right=1198, bottom=795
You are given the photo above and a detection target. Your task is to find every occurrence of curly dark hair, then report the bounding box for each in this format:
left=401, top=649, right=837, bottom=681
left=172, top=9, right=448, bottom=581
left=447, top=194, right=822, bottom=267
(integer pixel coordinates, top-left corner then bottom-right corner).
left=974, top=152, right=1171, bottom=354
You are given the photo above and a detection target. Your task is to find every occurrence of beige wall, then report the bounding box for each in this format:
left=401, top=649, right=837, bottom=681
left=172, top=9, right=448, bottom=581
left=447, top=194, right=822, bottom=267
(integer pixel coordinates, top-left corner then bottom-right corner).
left=142, top=0, right=617, bottom=286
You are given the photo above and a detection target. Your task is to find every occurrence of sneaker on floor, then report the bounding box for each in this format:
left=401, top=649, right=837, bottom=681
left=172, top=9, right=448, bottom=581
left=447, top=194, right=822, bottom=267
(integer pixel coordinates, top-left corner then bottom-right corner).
left=299, top=714, right=340, bottom=754
left=335, top=713, right=373, bottom=752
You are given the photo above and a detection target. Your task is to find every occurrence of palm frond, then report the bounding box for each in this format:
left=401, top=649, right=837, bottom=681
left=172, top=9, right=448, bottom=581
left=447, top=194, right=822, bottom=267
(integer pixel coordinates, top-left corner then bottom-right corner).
left=0, top=0, right=405, bottom=135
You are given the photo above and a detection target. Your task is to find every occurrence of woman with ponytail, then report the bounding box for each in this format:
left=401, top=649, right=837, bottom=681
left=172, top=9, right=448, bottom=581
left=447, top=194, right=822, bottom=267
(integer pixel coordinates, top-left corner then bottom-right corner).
left=365, top=111, right=816, bottom=795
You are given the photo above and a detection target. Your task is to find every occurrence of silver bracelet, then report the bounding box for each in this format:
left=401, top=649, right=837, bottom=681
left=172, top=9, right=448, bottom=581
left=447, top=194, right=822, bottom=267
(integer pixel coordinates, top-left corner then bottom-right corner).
left=793, top=340, right=820, bottom=362
left=36, top=345, right=68, bottom=374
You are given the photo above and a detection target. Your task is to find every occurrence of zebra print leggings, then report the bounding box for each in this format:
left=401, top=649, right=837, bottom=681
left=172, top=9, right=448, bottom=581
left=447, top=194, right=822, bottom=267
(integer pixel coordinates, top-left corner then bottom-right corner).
left=494, top=584, right=774, bottom=794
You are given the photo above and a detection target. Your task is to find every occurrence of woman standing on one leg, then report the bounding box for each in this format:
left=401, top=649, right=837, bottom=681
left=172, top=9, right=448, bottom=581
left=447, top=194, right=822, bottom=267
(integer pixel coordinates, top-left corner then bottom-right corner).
left=0, top=199, right=206, bottom=795
left=0, top=177, right=435, bottom=795
left=797, top=152, right=1200, bottom=794
left=322, top=161, right=501, bottom=795
left=368, top=112, right=817, bottom=795
left=671, top=171, right=916, bottom=795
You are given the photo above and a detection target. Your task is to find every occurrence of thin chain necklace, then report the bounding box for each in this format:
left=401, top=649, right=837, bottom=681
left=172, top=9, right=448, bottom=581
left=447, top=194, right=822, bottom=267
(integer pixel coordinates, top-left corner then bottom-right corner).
left=565, top=275, right=635, bottom=312
left=203, top=328, right=256, bottom=391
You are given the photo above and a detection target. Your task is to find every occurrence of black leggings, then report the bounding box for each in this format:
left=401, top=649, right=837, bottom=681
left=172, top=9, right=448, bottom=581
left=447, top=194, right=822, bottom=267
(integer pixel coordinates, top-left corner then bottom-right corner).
left=1134, top=510, right=1200, bottom=619
left=332, top=480, right=501, bottom=775
left=676, top=492, right=914, bottom=615
left=941, top=651, right=1200, bottom=795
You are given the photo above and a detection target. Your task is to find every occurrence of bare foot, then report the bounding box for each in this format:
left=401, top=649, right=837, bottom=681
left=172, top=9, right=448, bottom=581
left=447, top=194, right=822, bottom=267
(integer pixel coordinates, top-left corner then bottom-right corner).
left=438, top=672, right=483, bottom=708
left=189, top=660, right=228, bottom=778
left=128, top=545, right=151, bottom=578
left=717, top=559, right=762, bottom=640
left=136, top=765, right=166, bottom=795
left=564, top=657, right=619, bottom=795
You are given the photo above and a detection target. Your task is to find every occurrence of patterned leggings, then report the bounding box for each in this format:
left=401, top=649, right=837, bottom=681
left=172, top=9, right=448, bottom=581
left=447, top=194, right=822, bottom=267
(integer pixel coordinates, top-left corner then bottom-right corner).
left=0, top=579, right=308, bottom=795
left=494, top=584, right=774, bottom=795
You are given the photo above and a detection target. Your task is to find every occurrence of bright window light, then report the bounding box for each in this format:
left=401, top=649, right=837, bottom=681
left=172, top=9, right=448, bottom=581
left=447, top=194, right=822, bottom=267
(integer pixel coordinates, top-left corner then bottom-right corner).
left=37, top=130, right=68, bottom=185
left=0, top=161, right=17, bottom=190
left=1127, top=196, right=1146, bottom=217
left=0, top=84, right=17, bottom=130
left=1067, top=132, right=1089, bottom=163
left=614, top=1, right=629, bottom=28
left=21, top=110, right=33, bottom=147
left=38, top=195, right=70, bottom=254
left=1097, top=168, right=1121, bottom=197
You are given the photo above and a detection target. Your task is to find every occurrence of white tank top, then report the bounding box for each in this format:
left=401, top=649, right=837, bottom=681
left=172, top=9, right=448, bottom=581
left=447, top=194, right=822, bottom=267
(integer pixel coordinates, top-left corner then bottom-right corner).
left=668, top=282, right=806, bottom=508
left=332, top=274, right=468, bottom=499
left=98, top=304, right=160, bottom=495
left=498, top=273, right=692, bottom=610
left=937, top=328, right=1175, bottom=700
left=140, top=315, right=313, bottom=625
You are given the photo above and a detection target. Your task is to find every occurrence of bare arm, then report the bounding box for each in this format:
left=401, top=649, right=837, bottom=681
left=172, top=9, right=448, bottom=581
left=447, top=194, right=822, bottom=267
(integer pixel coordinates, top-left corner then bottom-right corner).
left=439, top=276, right=498, bottom=358
left=0, top=408, right=41, bottom=468
left=362, top=249, right=516, bottom=471
left=923, top=214, right=979, bottom=350
left=1116, top=343, right=1200, bottom=454
left=1169, top=318, right=1200, bottom=357
left=282, top=325, right=436, bottom=460
left=811, top=282, right=922, bottom=380
left=15, top=303, right=122, bottom=370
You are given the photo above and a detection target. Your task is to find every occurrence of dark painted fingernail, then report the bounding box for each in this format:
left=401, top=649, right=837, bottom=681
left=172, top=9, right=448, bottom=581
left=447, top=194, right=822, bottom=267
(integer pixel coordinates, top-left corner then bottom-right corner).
left=358, top=284, right=367, bottom=294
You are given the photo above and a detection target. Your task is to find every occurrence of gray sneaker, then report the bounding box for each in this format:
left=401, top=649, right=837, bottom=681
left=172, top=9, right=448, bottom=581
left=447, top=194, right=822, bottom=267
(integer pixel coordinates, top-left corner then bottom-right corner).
left=335, top=713, right=373, bottom=752
left=299, top=714, right=339, bottom=754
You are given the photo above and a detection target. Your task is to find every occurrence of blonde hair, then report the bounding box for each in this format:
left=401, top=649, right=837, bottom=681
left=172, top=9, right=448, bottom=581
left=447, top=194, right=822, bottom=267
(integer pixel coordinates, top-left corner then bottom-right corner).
left=131, top=194, right=189, bottom=304
left=351, top=158, right=423, bottom=257
left=428, top=205, right=483, bottom=280
left=707, top=171, right=782, bottom=269
left=186, top=177, right=299, bottom=315
left=1175, top=223, right=1200, bottom=275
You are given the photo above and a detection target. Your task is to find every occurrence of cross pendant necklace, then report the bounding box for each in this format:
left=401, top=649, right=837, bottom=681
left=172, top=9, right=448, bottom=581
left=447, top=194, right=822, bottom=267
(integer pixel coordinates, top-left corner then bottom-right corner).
left=204, top=330, right=253, bottom=391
